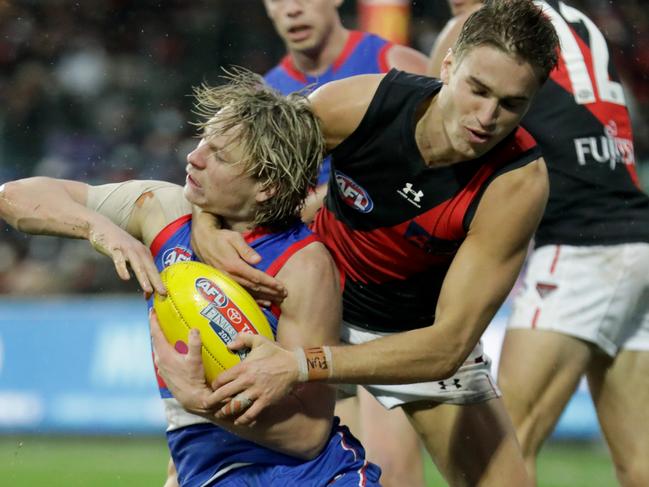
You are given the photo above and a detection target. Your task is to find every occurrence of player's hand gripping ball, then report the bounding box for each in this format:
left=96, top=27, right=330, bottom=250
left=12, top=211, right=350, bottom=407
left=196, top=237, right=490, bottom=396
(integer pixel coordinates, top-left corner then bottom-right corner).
left=153, top=261, right=274, bottom=383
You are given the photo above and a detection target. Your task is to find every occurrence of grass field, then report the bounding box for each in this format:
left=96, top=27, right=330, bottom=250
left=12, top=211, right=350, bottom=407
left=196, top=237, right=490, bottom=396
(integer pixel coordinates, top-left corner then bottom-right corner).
left=0, top=435, right=617, bottom=486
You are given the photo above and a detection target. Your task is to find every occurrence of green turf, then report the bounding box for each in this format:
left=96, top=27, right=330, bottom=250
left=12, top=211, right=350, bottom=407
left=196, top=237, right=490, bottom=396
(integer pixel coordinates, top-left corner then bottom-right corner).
left=0, top=436, right=169, bottom=487
left=0, top=436, right=617, bottom=486
left=423, top=441, right=617, bottom=487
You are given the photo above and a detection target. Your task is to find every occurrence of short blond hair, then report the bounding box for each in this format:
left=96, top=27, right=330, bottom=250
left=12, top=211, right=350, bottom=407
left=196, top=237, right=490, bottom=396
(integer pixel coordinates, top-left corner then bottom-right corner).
left=193, top=67, right=325, bottom=229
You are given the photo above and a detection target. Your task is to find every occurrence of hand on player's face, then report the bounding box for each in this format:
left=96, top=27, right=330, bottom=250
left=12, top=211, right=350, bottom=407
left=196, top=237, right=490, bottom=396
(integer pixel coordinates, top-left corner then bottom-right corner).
left=190, top=209, right=288, bottom=306
left=88, top=218, right=165, bottom=296
left=149, top=310, right=215, bottom=415
left=206, top=333, right=299, bottom=426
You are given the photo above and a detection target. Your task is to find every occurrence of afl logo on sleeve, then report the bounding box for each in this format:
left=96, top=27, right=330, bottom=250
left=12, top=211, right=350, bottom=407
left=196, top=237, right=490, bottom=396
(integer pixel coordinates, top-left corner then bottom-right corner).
left=162, top=246, right=192, bottom=267
left=335, top=171, right=374, bottom=213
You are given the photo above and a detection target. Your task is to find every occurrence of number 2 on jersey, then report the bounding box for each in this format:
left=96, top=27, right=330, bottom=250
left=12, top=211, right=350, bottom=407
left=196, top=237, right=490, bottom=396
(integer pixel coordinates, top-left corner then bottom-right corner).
left=539, top=1, right=626, bottom=106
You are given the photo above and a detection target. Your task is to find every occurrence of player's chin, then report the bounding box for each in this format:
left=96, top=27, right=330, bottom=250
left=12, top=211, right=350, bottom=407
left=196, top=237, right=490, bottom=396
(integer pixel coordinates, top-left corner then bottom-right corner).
left=459, top=139, right=496, bottom=160
left=287, top=36, right=319, bottom=53
left=453, top=142, right=481, bottom=161
left=183, top=184, right=203, bottom=206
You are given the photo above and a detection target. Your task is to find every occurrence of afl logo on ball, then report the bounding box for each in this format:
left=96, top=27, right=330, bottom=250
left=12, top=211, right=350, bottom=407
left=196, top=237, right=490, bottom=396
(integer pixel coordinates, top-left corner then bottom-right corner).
left=335, top=171, right=373, bottom=213
left=195, top=278, right=228, bottom=307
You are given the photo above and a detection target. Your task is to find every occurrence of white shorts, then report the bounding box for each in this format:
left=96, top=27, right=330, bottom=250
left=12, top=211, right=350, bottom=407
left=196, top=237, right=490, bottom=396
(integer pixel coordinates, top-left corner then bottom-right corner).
left=508, top=243, right=649, bottom=356
left=338, top=322, right=501, bottom=409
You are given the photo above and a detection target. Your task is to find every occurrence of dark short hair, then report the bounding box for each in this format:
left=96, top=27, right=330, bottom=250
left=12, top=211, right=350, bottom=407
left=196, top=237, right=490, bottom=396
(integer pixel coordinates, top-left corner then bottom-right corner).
left=455, top=0, right=559, bottom=84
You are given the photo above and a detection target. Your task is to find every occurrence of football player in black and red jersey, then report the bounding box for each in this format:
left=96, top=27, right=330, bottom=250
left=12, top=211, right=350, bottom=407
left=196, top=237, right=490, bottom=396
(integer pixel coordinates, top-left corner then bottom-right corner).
left=428, top=1, right=649, bottom=486
left=189, top=1, right=559, bottom=486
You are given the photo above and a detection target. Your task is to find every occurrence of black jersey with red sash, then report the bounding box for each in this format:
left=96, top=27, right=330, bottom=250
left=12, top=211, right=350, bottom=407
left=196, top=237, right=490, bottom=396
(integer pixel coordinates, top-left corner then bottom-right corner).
left=526, top=1, right=649, bottom=247
left=312, top=69, right=541, bottom=332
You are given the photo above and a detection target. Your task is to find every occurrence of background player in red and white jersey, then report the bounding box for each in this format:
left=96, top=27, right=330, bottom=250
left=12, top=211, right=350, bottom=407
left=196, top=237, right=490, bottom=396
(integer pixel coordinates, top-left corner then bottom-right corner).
left=0, top=71, right=383, bottom=487
left=429, top=1, right=649, bottom=486
left=190, top=2, right=560, bottom=485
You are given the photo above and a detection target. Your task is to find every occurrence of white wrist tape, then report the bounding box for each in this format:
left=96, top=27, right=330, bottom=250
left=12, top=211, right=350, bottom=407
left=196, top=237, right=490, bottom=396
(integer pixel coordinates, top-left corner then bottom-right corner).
left=294, top=348, right=309, bottom=383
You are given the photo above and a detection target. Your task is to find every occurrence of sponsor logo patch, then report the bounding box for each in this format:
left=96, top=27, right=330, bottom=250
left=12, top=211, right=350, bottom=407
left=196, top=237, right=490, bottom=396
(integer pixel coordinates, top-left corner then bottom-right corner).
left=397, top=182, right=424, bottom=208
left=335, top=171, right=373, bottom=213
left=438, top=378, right=462, bottom=391
left=574, top=120, right=635, bottom=170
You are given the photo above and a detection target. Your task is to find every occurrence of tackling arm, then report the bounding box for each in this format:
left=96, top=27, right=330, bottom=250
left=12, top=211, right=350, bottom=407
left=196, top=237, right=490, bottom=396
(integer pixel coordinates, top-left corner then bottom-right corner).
left=329, top=158, right=548, bottom=382
left=209, top=159, right=548, bottom=424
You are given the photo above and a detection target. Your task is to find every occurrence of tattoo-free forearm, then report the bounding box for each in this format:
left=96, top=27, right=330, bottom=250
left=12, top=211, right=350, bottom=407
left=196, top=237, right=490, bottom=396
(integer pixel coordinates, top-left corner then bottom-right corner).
left=0, top=177, right=98, bottom=238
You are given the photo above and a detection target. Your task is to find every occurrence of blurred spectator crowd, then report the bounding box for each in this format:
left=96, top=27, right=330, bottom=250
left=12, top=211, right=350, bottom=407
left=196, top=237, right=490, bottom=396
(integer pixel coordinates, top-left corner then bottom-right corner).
left=1, top=0, right=648, bottom=295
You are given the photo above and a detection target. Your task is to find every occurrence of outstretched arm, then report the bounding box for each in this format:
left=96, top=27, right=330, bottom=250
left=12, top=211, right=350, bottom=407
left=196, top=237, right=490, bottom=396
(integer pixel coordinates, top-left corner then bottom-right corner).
left=0, top=177, right=165, bottom=295
left=208, top=159, right=548, bottom=424
left=1, top=177, right=99, bottom=238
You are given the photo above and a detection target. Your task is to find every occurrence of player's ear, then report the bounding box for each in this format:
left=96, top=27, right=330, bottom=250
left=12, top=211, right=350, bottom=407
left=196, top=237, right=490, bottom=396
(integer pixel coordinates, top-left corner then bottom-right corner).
left=440, top=48, right=454, bottom=84
left=255, top=184, right=276, bottom=203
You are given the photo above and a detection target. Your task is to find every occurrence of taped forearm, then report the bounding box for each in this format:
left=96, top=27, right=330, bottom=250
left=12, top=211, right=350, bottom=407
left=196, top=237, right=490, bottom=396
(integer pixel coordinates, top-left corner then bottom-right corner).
left=86, top=180, right=189, bottom=231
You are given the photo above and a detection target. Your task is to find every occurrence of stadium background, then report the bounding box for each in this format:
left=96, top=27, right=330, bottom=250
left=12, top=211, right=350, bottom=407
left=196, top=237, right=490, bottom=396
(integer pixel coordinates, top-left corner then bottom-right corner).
left=0, top=1, right=647, bottom=485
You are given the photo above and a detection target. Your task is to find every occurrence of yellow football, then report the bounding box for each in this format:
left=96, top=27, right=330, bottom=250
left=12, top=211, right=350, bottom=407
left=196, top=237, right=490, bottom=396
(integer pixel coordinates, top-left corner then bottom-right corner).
left=153, top=261, right=274, bottom=383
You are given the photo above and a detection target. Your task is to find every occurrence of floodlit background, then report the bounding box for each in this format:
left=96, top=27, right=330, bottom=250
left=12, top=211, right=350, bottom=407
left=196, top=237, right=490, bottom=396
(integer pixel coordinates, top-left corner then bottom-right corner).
left=1, top=1, right=647, bottom=485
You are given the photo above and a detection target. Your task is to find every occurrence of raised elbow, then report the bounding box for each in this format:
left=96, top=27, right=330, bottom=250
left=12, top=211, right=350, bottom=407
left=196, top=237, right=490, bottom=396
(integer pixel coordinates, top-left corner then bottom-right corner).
left=442, top=357, right=465, bottom=380
left=431, top=338, right=471, bottom=381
